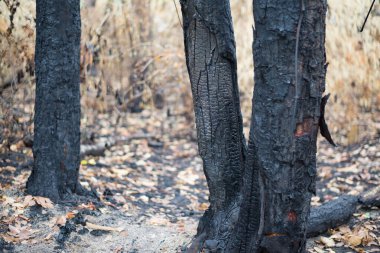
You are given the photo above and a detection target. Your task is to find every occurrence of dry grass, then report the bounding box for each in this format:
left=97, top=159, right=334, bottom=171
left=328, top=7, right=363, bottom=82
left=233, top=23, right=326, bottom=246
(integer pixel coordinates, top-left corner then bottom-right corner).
left=324, top=1, right=380, bottom=144
left=0, top=0, right=379, bottom=148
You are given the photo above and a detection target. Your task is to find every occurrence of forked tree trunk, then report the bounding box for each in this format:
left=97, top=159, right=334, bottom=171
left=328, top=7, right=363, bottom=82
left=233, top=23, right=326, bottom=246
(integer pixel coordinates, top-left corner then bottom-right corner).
left=181, top=0, right=327, bottom=252
left=27, top=0, right=82, bottom=202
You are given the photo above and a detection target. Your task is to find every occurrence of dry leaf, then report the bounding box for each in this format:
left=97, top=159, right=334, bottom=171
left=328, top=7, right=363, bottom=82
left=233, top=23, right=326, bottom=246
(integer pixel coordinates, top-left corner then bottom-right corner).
left=320, top=236, right=335, bottom=247
left=0, top=17, right=8, bottom=34
left=313, top=246, right=325, bottom=253
left=8, top=224, right=35, bottom=241
left=55, top=216, right=67, bottom=226
left=66, top=212, right=76, bottom=219
left=18, top=215, right=30, bottom=222
left=2, top=234, right=19, bottom=243
left=8, top=225, right=20, bottom=235
left=34, top=196, right=54, bottom=209
left=148, top=216, right=170, bottom=226
left=23, top=195, right=36, bottom=207
left=347, top=235, right=362, bottom=247
left=113, top=195, right=126, bottom=204
left=113, top=246, right=124, bottom=253
left=79, top=202, right=96, bottom=210
left=198, top=203, right=209, bottom=211
left=339, top=225, right=351, bottom=234
left=3, top=197, right=16, bottom=206
left=86, top=222, right=123, bottom=232
left=44, top=233, right=54, bottom=241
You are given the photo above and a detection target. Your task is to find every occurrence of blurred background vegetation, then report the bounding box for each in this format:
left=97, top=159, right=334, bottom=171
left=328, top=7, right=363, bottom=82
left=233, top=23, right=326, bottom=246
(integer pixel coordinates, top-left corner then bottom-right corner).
left=0, top=0, right=379, bottom=153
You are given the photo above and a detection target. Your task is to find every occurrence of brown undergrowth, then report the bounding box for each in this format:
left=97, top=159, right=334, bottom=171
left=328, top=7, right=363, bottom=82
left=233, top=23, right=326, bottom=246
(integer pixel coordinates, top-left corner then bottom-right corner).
left=0, top=0, right=380, bottom=252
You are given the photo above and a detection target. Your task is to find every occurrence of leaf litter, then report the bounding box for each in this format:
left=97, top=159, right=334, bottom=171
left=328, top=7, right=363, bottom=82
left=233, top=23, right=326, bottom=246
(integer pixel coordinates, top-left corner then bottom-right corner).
left=1, top=111, right=379, bottom=252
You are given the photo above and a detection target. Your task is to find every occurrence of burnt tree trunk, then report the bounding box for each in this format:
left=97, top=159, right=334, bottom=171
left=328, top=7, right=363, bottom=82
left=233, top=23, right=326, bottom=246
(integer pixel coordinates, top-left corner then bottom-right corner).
left=27, top=0, right=82, bottom=202
left=181, top=0, right=327, bottom=252
left=180, top=0, right=247, bottom=248
left=126, top=0, right=154, bottom=113
left=239, top=1, right=327, bottom=252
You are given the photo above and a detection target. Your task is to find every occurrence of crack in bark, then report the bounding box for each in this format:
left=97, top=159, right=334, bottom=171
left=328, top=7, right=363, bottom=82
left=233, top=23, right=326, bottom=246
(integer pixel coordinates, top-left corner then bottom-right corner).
left=27, top=0, right=82, bottom=202
left=180, top=0, right=328, bottom=252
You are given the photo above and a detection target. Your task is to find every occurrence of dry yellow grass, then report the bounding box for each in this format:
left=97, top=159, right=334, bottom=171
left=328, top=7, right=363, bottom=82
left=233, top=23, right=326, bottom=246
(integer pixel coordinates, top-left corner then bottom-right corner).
left=324, top=1, right=380, bottom=144
left=0, top=0, right=379, bottom=145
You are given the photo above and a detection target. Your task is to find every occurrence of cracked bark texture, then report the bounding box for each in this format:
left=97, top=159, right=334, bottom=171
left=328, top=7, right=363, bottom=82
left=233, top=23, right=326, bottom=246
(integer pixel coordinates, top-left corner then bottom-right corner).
left=246, top=1, right=327, bottom=251
left=181, top=0, right=327, bottom=252
left=180, top=0, right=247, bottom=249
left=27, top=0, right=82, bottom=202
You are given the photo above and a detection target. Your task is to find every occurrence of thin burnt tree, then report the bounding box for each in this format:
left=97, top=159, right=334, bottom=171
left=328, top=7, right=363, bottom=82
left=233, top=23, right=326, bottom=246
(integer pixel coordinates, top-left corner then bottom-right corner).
left=125, top=0, right=154, bottom=113
left=181, top=0, right=328, bottom=252
left=27, top=0, right=83, bottom=202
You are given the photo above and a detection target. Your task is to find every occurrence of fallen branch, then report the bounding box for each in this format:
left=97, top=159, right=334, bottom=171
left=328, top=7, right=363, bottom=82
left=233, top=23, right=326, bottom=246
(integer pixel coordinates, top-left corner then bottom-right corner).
left=359, top=185, right=380, bottom=208
left=80, top=142, right=110, bottom=157
left=307, top=186, right=380, bottom=237
left=23, top=133, right=154, bottom=158
left=307, top=195, right=358, bottom=237
left=80, top=133, right=154, bottom=157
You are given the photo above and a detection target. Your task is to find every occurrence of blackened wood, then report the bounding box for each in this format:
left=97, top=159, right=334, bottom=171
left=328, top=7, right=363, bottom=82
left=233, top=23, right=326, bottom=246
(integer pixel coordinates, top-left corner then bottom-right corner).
left=307, top=187, right=380, bottom=237
left=26, top=0, right=82, bottom=202
left=306, top=195, right=358, bottom=238
left=180, top=0, right=247, bottom=247
left=241, top=1, right=328, bottom=251
left=319, top=94, right=336, bottom=146
left=80, top=134, right=154, bottom=158
left=181, top=0, right=328, bottom=252
left=359, top=186, right=380, bottom=208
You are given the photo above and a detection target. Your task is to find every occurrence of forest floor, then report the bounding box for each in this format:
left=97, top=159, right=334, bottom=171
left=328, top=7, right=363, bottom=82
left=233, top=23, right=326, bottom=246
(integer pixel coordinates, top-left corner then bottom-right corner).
left=1, top=110, right=380, bottom=253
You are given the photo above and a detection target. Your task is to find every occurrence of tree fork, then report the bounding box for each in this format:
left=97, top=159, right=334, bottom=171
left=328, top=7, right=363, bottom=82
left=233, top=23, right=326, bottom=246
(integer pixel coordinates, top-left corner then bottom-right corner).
left=181, top=0, right=328, bottom=252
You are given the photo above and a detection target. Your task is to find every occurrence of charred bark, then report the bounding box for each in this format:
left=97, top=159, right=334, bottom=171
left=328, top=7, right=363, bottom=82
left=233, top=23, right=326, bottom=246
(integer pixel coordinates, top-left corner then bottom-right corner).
left=307, top=195, right=358, bottom=238
left=181, top=0, right=328, bottom=252
left=359, top=185, right=380, bottom=208
left=26, top=0, right=82, bottom=202
left=307, top=186, right=380, bottom=237
left=237, top=1, right=328, bottom=252
left=180, top=0, right=247, bottom=248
